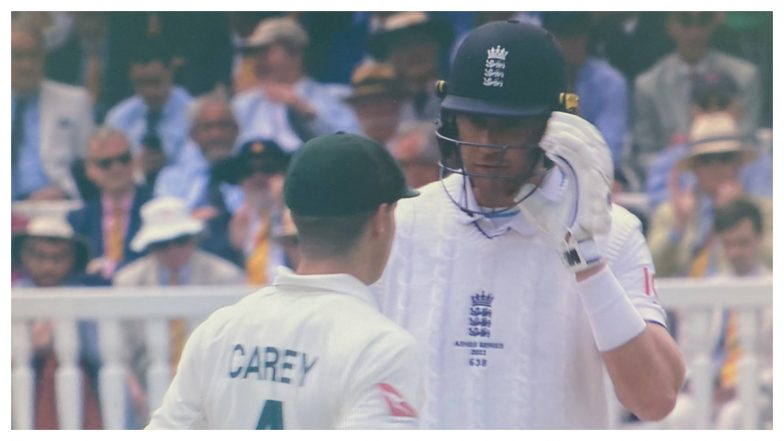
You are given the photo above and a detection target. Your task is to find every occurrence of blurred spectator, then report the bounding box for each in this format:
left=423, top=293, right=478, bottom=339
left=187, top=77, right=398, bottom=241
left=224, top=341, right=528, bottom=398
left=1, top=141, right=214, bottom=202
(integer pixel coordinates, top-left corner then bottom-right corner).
left=647, top=113, right=771, bottom=277
left=714, top=197, right=768, bottom=277
left=227, top=12, right=286, bottom=94
left=343, top=60, right=404, bottom=145
left=232, top=16, right=360, bottom=151
left=711, top=12, right=772, bottom=127
left=109, top=12, right=233, bottom=98
left=113, top=196, right=243, bottom=424
left=13, top=12, right=73, bottom=52
left=645, top=70, right=772, bottom=211
left=154, top=91, right=245, bottom=265
left=11, top=217, right=103, bottom=429
left=67, top=128, right=152, bottom=280
left=44, top=12, right=120, bottom=122
left=661, top=197, right=772, bottom=429
left=116, top=197, right=244, bottom=287
left=632, top=12, right=761, bottom=181
left=104, top=38, right=193, bottom=188
left=387, top=122, right=441, bottom=189
left=589, top=12, right=674, bottom=83
left=542, top=12, right=628, bottom=166
left=154, top=91, right=243, bottom=212
left=711, top=197, right=772, bottom=428
left=369, top=12, right=453, bottom=124
left=12, top=19, right=95, bottom=201
left=219, top=139, right=293, bottom=285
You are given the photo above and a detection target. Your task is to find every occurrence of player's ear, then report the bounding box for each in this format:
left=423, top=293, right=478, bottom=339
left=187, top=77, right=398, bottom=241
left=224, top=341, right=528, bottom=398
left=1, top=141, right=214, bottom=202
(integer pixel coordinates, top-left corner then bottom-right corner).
left=369, top=203, right=396, bottom=238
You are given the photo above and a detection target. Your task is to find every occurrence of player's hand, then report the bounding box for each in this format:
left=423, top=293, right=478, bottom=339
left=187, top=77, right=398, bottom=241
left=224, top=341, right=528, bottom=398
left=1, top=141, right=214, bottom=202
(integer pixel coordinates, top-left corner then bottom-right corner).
left=516, top=111, right=613, bottom=272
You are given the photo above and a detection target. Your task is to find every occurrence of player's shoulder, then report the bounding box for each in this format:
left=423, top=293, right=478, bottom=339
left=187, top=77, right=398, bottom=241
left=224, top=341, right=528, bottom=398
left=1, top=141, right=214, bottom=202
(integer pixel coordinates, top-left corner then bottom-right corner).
left=604, top=203, right=645, bottom=244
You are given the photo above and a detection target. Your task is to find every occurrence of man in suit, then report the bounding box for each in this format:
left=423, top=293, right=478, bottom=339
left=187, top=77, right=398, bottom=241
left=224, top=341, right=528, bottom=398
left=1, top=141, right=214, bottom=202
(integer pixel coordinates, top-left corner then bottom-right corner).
left=67, top=128, right=152, bottom=279
left=632, top=12, right=761, bottom=181
left=12, top=19, right=95, bottom=201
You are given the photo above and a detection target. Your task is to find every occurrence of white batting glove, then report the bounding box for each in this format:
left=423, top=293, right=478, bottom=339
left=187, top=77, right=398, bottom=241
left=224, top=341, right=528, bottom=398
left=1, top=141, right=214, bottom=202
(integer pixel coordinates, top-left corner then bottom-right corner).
left=516, top=112, right=613, bottom=272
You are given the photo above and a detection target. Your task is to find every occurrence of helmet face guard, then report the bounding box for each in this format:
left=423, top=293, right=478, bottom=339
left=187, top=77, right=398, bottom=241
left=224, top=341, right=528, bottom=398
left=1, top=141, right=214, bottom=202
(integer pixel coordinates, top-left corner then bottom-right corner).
left=435, top=112, right=549, bottom=216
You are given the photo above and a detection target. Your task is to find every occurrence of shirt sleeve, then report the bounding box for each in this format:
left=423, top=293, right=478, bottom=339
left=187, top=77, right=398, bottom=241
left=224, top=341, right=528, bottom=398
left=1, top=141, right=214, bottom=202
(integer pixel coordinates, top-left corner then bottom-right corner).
left=605, top=207, right=668, bottom=327
left=145, top=322, right=208, bottom=429
left=334, top=333, right=424, bottom=429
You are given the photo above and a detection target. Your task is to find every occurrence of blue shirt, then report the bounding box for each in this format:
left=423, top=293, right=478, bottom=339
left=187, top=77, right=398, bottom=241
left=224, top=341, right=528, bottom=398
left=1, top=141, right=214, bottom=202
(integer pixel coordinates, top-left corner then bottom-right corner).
left=574, top=58, right=629, bottom=167
left=12, top=95, right=52, bottom=200
left=232, top=78, right=360, bottom=152
left=104, top=86, right=193, bottom=163
left=154, top=140, right=244, bottom=213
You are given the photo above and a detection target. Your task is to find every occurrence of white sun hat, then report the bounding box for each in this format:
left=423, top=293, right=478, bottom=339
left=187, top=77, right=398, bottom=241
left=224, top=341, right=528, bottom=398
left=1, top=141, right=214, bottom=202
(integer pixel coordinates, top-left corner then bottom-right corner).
left=130, top=196, right=204, bottom=252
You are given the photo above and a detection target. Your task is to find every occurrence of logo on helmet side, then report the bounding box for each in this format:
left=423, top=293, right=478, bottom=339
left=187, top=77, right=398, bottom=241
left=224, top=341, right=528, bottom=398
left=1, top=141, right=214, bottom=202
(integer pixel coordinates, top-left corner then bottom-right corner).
left=483, top=45, right=509, bottom=88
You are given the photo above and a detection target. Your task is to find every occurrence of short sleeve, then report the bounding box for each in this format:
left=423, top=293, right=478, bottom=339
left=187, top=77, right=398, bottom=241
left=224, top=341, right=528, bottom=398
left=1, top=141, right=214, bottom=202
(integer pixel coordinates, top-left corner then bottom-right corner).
left=605, top=208, right=668, bottom=327
left=334, top=334, right=424, bottom=429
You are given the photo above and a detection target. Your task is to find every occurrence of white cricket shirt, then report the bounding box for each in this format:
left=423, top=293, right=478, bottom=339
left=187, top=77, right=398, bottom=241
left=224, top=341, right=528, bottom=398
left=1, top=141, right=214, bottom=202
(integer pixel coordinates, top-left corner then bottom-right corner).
left=373, top=174, right=666, bottom=429
left=148, top=267, right=423, bottom=429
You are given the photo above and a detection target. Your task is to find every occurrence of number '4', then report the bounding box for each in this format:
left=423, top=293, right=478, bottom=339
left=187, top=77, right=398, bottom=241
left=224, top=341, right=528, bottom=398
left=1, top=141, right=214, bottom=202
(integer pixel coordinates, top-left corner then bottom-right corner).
left=256, top=399, right=284, bottom=430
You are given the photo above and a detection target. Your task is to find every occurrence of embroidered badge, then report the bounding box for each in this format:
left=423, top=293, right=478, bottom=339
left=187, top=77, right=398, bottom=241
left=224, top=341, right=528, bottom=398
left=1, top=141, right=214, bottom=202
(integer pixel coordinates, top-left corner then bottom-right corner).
left=469, top=291, right=493, bottom=338
left=483, top=45, right=509, bottom=88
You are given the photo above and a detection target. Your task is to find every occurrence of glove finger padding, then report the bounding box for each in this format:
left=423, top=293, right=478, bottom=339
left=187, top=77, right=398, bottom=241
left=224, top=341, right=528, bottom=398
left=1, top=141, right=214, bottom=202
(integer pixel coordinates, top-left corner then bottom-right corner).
left=518, top=112, right=613, bottom=272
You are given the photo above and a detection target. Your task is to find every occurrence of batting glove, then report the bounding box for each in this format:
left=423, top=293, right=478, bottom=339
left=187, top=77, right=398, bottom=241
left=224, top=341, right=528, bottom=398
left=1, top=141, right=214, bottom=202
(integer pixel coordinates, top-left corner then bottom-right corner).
left=516, top=111, right=613, bottom=272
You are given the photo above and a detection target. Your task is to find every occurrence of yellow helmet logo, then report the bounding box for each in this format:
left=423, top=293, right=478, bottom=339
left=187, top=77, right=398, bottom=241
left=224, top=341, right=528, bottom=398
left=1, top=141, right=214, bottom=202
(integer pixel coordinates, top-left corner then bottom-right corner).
left=251, top=141, right=265, bottom=154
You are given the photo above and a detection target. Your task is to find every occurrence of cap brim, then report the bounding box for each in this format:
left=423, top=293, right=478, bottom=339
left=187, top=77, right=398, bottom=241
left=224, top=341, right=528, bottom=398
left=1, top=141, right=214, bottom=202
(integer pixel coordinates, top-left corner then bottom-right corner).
left=442, top=94, right=553, bottom=118
left=399, top=187, right=420, bottom=199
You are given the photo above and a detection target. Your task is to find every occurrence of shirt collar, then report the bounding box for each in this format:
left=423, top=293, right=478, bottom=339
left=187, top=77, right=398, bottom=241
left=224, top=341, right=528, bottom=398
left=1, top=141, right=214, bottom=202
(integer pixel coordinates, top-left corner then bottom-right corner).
left=272, top=266, right=379, bottom=310
left=101, top=190, right=135, bottom=214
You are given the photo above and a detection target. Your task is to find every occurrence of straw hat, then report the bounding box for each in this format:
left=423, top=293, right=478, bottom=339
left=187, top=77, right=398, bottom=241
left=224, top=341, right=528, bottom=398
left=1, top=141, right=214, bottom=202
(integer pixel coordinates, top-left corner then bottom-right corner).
left=676, top=112, right=758, bottom=171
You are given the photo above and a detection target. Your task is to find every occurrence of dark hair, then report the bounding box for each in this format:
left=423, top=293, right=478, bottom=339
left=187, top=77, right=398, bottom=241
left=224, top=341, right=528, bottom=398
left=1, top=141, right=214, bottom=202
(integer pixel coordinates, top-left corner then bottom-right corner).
left=128, top=37, right=174, bottom=66
left=713, top=197, right=763, bottom=235
left=291, top=211, right=375, bottom=259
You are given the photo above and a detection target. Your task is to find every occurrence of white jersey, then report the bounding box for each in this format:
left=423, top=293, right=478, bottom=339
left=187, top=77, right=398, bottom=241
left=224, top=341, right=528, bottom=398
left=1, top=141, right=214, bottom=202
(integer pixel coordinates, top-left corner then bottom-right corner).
left=373, top=174, right=667, bottom=429
left=148, top=267, right=423, bottom=429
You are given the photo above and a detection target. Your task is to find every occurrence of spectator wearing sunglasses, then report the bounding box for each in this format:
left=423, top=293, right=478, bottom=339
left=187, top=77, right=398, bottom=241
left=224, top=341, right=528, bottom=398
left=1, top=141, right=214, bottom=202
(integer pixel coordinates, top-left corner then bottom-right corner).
left=67, top=128, right=152, bottom=280
left=631, top=11, right=761, bottom=183
left=647, top=112, right=771, bottom=278
left=215, top=138, right=294, bottom=285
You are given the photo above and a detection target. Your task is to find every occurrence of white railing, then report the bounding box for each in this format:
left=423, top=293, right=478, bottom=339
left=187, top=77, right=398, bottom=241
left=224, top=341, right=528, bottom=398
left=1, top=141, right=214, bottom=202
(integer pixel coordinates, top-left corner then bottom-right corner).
left=11, top=278, right=772, bottom=429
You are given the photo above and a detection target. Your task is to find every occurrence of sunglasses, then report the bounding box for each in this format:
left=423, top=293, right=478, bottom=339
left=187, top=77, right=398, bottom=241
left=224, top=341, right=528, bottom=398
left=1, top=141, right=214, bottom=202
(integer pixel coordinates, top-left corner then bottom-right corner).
left=148, top=235, right=193, bottom=252
left=676, top=12, right=716, bottom=28
left=91, top=152, right=132, bottom=170
left=694, top=152, right=738, bottom=166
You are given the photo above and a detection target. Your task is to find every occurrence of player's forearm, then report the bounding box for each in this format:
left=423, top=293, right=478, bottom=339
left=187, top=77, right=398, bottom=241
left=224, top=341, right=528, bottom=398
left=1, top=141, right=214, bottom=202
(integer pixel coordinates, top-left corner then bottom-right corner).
left=601, top=323, right=685, bottom=421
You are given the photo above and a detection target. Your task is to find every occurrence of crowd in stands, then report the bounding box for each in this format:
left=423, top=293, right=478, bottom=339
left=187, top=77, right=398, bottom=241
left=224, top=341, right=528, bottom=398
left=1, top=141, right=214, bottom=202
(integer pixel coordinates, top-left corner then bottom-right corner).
left=10, top=11, right=772, bottom=429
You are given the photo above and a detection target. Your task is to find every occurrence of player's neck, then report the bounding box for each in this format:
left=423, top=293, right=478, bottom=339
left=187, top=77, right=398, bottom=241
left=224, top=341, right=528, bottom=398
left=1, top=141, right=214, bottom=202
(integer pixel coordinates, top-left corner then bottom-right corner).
left=296, top=255, right=376, bottom=286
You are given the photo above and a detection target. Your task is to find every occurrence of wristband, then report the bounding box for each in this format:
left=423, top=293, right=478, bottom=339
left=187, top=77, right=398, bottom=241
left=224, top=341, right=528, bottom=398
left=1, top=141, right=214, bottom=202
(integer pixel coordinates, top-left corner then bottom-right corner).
left=577, top=265, right=646, bottom=352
